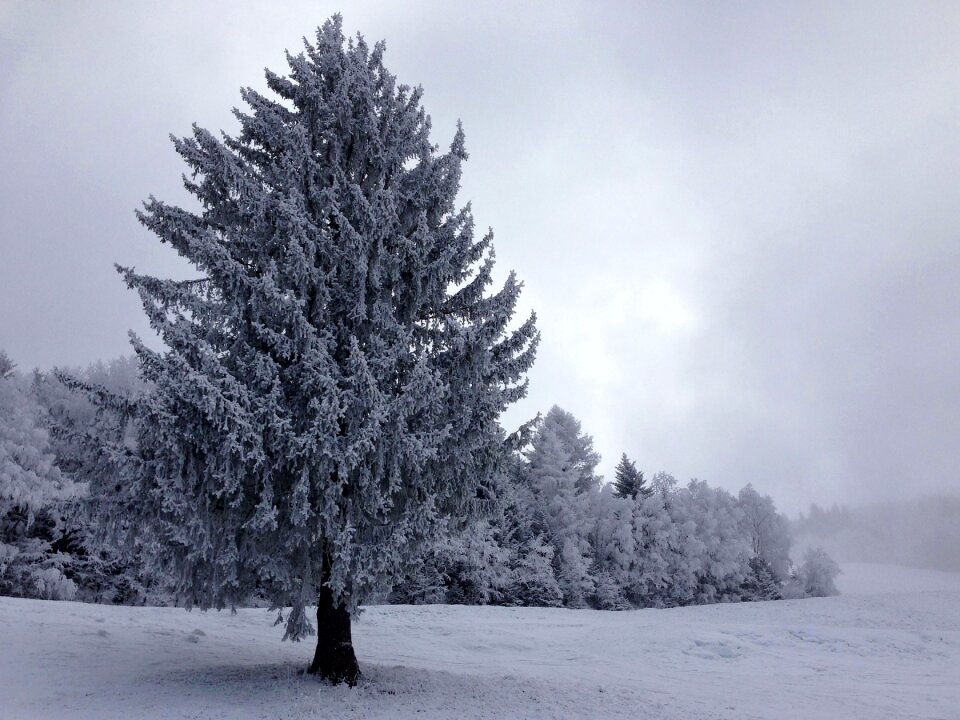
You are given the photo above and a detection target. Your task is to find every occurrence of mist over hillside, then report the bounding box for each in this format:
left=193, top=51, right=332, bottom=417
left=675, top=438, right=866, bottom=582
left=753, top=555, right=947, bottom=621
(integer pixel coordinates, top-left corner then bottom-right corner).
left=793, top=495, right=960, bottom=572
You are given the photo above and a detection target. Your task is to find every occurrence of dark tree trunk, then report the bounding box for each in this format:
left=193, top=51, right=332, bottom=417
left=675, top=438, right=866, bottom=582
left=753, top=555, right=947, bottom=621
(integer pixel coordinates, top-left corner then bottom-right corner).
left=307, top=581, right=360, bottom=686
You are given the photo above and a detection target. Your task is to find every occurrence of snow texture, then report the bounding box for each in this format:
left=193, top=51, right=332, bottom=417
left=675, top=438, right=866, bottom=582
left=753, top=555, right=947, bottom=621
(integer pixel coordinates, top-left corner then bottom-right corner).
left=1, top=563, right=957, bottom=719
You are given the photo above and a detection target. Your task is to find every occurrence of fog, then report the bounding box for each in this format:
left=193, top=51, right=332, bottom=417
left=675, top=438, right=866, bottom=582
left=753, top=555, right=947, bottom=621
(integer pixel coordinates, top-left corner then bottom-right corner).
left=793, top=495, right=960, bottom=573
left=2, top=1, right=959, bottom=515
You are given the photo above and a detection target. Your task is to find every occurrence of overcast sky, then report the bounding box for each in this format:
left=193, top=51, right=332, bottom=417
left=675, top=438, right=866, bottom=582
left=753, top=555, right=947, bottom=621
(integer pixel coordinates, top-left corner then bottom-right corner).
left=2, top=1, right=958, bottom=512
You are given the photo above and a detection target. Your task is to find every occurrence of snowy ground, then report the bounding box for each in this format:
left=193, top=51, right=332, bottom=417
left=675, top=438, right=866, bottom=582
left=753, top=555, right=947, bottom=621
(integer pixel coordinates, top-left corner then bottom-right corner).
left=2, top=564, right=958, bottom=720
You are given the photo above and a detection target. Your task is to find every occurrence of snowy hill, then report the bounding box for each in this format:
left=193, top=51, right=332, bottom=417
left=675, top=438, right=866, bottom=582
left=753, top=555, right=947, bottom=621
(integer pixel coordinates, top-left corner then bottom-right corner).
left=2, top=564, right=959, bottom=720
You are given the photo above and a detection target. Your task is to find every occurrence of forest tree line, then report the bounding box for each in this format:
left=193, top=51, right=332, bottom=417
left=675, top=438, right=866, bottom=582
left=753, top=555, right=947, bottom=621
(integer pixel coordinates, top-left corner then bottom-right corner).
left=1, top=350, right=839, bottom=608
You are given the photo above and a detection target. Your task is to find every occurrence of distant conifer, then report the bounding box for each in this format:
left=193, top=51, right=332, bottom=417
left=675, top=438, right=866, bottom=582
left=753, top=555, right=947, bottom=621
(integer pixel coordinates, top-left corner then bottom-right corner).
left=613, top=453, right=649, bottom=499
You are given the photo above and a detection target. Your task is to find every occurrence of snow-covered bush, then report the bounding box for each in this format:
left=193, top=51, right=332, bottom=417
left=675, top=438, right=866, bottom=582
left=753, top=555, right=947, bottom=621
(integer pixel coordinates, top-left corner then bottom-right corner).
left=437, top=520, right=511, bottom=605
left=740, top=556, right=783, bottom=601
left=0, top=361, right=84, bottom=601
left=591, top=568, right=631, bottom=610
left=791, top=547, right=841, bottom=598
left=557, top=538, right=595, bottom=608
left=389, top=554, right=447, bottom=605
left=0, top=373, right=73, bottom=517
left=0, top=542, right=16, bottom=573
left=505, top=535, right=563, bottom=607
left=34, top=360, right=151, bottom=604
left=29, top=565, right=77, bottom=601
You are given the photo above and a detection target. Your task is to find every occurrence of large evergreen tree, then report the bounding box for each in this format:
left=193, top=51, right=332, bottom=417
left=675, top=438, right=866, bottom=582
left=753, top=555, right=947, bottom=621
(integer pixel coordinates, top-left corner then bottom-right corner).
left=83, top=18, right=537, bottom=684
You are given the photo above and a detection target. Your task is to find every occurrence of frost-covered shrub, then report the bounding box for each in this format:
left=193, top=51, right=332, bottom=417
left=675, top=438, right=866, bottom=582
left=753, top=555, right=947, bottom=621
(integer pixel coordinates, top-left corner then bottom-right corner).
left=505, top=535, right=563, bottom=607
left=0, top=542, right=18, bottom=581
left=792, top=547, right=841, bottom=597
left=0, top=365, right=85, bottom=601
left=59, top=540, right=148, bottom=605
left=0, top=372, right=75, bottom=518
left=628, top=486, right=677, bottom=607
left=389, top=557, right=447, bottom=605
left=557, top=538, right=595, bottom=608
left=438, top=520, right=511, bottom=605
left=628, top=478, right=753, bottom=607
left=30, top=566, right=77, bottom=601
left=591, top=568, right=631, bottom=610
left=740, top=556, right=783, bottom=601
left=36, top=360, right=157, bottom=605
left=0, top=531, right=79, bottom=601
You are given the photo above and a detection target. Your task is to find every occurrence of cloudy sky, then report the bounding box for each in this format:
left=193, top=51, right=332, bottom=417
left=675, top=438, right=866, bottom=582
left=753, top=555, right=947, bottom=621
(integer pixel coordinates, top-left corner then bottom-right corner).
left=2, top=1, right=958, bottom=512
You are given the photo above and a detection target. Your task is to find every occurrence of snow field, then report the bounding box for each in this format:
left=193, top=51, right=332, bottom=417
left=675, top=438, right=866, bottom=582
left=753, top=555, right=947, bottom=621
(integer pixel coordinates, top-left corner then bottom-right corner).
left=1, top=563, right=958, bottom=720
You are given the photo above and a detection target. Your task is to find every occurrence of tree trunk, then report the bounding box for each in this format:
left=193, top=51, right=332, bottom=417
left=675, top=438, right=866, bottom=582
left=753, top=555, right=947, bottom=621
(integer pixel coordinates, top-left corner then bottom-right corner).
left=307, top=581, right=360, bottom=686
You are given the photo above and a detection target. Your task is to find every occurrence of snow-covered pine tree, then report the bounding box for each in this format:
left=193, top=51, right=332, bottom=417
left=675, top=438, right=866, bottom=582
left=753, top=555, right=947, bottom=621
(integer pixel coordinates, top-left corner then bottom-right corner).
left=612, top=453, right=649, bottom=500
left=85, top=17, right=538, bottom=685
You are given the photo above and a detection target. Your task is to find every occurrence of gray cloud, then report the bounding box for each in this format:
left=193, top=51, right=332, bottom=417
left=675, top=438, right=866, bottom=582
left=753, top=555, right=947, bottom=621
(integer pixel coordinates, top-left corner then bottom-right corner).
left=2, top=1, right=958, bottom=511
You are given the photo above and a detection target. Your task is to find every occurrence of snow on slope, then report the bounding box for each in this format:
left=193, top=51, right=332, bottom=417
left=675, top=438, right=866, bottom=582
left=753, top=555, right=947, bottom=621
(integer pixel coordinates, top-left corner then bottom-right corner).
left=1, top=564, right=959, bottom=720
